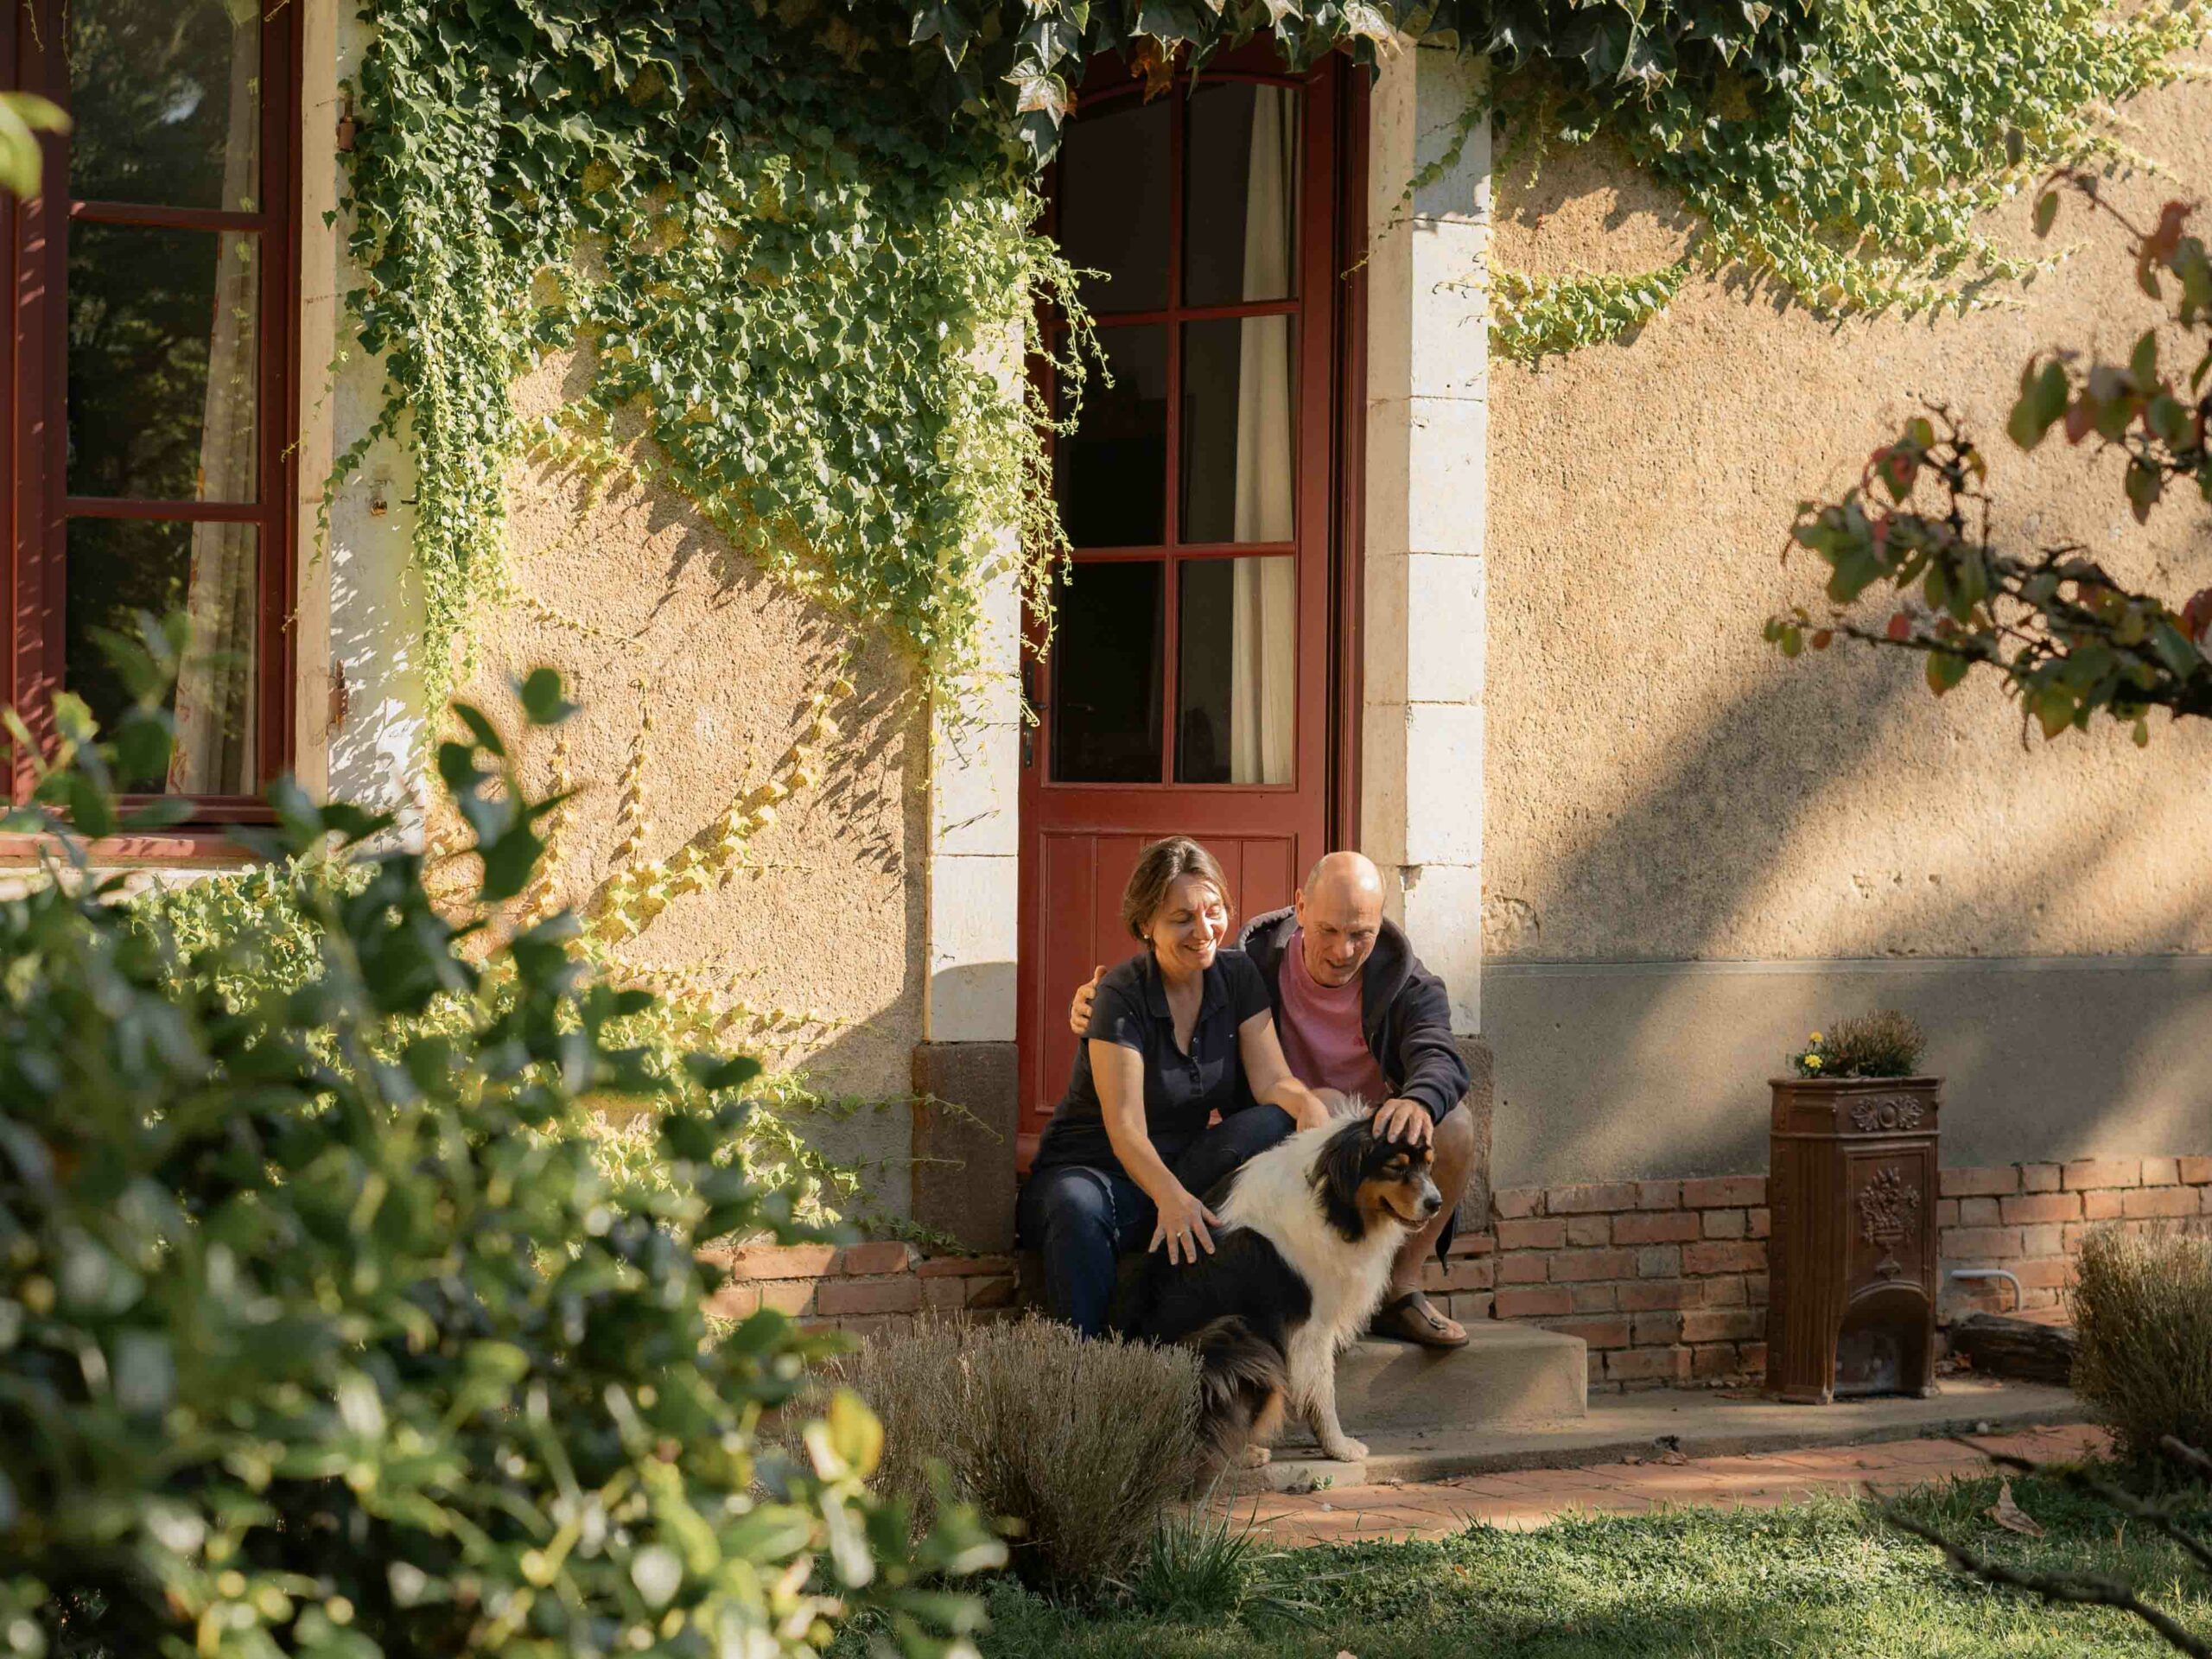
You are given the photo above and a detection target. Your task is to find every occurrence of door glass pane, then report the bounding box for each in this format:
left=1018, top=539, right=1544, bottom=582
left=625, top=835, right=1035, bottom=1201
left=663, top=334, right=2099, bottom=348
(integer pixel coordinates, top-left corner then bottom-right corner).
left=1177, top=558, right=1293, bottom=785
left=1051, top=560, right=1165, bottom=783
left=67, top=518, right=258, bottom=795
left=68, top=225, right=260, bottom=502
left=1179, top=316, right=1294, bottom=544
left=67, top=0, right=262, bottom=212
left=1057, top=95, right=1169, bottom=314
left=1184, top=82, right=1300, bottom=308
left=1056, top=326, right=1166, bottom=548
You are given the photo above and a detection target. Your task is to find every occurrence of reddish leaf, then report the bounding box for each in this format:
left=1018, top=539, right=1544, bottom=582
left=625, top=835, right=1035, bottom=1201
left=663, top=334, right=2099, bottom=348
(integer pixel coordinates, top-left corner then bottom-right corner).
left=1886, top=612, right=1913, bottom=642
left=1129, top=37, right=1179, bottom=101
left=2182, top=586, right=2212, bottom=643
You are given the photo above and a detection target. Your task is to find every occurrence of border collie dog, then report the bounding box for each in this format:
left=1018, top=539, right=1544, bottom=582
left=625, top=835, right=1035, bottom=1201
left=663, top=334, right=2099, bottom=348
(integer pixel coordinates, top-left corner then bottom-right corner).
left=1135, top=1106, right=1443, bottom=1465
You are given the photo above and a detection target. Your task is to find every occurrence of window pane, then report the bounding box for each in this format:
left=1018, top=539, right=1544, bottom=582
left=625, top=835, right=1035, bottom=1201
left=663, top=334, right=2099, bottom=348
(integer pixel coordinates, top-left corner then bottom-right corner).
left=1184, top=83, right=1300, bottom=308
left=1050, top=560, right=1164, bottom=784
left=1056, top=326, right=1166, bottom=548
left=1057, top=95, right=1169, bottom=314
left=67, top=0, right=262, bottom=212
left=1179, top=316, right=1294, bottom=544
left=1177, top=558, right=1293, bottom=785
left=67, top=518, right=258, bottom=795
left=68, top=224, right=260, bottom=502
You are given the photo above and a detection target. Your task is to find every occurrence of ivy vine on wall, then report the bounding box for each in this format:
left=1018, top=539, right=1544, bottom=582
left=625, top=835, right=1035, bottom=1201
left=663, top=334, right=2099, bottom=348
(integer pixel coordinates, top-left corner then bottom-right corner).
left=342, top=2, right=2211, bottom=706
left=1491, top=0, right=2210, bottom=360
left=342, top=0, right=1086, bottom=712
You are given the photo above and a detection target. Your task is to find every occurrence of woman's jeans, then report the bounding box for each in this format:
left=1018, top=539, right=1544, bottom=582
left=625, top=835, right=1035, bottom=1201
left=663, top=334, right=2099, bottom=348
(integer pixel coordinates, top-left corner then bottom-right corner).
left=1017, top=1106, right=1297, bottom=1338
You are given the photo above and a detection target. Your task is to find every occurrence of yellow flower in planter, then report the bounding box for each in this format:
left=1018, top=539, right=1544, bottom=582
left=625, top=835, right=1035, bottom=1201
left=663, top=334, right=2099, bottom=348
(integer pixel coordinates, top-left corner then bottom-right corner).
left=1805, top=1054, right=1823, bottom=1071
left=1808, top=1032, right=1823, bottom=1044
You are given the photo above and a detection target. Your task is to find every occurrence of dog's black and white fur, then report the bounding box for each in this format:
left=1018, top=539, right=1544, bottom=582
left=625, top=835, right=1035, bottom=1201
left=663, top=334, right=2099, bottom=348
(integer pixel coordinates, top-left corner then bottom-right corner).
left=1135, top=1098, right=1442, bottom=1465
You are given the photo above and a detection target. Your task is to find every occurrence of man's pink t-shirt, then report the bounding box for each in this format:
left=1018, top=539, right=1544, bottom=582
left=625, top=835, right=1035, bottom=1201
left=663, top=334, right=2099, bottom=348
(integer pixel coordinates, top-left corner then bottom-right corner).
left=1275, top=928, right=1391, bottom=1103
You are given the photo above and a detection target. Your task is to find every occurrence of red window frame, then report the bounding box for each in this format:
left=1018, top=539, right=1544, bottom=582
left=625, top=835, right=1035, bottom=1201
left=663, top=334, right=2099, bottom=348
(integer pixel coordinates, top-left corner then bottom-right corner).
left=3, top=0, right=302, bottom=836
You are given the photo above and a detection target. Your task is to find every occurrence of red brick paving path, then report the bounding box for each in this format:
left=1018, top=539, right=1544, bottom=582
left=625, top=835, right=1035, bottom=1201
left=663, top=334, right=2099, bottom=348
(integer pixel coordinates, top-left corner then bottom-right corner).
left=1236, top=1421, right=2110, bottom=1547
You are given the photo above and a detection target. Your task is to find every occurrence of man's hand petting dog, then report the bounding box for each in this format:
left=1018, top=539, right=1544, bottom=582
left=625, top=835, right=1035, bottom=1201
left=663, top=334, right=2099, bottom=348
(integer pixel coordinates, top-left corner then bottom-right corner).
left=1149, top=1188, right=1224, bottom=1265
left=1371, top=1096, right=1433, bottom=1147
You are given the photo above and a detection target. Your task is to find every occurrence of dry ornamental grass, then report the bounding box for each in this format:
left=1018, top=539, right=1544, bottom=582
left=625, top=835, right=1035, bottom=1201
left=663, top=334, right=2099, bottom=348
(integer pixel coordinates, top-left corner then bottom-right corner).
left=818, top=1316, right=1205, bottom=1592
left=2071, top=1227, right=2212, bottom=1465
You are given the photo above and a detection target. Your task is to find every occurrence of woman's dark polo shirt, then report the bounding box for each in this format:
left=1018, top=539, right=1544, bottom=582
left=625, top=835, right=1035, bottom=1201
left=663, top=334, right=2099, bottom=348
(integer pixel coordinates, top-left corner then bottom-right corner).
left=1030, top=949, right=1273, bottom=1175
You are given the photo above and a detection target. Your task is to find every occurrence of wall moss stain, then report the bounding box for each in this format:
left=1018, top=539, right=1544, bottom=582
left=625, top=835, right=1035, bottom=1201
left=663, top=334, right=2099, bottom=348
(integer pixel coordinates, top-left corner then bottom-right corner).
left=1484, top=60, right=2212, bottom=969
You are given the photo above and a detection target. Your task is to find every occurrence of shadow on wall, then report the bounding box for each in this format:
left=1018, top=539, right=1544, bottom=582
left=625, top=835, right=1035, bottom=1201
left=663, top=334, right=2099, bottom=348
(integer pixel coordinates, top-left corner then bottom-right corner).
left=1485, top=645, right=2212, bottom=1185
left=490, top=373, right=939, bottom=1222
left=325, top=448, right=429, bottom=832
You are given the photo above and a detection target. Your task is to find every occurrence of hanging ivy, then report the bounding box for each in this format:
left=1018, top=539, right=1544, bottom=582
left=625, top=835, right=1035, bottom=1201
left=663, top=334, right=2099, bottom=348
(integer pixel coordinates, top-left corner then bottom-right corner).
left=340, top=1, right=2210, bottom=696
left=343, top=0, right=1091, bottom=709
left=1491, top=0, right=2209, bottom=359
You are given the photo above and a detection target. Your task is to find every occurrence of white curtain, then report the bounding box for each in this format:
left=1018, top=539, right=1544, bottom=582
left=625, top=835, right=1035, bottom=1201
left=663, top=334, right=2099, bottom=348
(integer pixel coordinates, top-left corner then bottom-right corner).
left=1228, top=86, right=1296, bottom=786
left=168, top=0, right=262, bottom=795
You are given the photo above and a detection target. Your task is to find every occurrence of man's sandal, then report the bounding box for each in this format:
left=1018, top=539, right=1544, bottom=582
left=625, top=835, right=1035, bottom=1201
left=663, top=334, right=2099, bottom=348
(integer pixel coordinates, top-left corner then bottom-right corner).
left=1370, top=1289, right=1469, bottom=1348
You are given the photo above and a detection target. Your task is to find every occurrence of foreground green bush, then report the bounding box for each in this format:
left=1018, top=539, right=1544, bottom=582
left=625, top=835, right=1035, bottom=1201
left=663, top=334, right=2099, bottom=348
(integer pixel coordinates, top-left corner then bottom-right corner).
left=2073, top=1227, right=2212, bottom=1466
left=0, top=625, right=999, bottom=1658
left=819, top=1319, right=1201, bottom=1594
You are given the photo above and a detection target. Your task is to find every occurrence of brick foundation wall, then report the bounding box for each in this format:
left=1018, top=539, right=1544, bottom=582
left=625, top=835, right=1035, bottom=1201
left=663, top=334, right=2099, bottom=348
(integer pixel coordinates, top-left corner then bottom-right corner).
left=1936, top=1155, right=2212, bottom=1314
left=703, top=1241, right=1022, bottom=1339
left=707, top=1155, right=2211, bottom=1390
left=1487, top=1175, right=1772, bottom=1390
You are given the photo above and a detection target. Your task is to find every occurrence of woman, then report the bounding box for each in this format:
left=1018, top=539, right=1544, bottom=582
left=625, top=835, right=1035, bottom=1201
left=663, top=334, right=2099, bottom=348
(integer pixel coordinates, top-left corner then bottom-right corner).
left=1019, top=836, right=1331, bottom=1337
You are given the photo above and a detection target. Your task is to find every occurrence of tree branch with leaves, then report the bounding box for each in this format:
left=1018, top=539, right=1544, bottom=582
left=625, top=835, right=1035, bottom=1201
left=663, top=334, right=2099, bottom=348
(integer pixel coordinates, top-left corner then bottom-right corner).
left=1773, top=176, right=2212, bottom=744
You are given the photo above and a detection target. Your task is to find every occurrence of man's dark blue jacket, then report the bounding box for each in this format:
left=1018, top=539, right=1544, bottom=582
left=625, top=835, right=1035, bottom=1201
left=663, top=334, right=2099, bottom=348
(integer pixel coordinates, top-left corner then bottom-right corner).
left=1236, top=906, right=1470, bottom=1122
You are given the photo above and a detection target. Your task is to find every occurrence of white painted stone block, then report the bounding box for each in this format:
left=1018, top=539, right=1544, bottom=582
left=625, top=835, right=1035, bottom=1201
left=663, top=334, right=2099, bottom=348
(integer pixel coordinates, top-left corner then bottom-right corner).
left=1402, top=702, right=1485, bottom=867
left=1363, top=549, right=1409, bottom=706
left=1399, top=860, right=1484, bottom=1033
left=1368, top=46, right=1418, bottom=207
left=1403, top=552, right=1486, bottom=703
left=1360, top=699, right=1411, bottom=868
left=1403, top=395, right=1488, bottom=556
left=926, top=851, right=1019, bottom=1042
left=931, top=718, right=1019, bottom=857
left=1410, top=49, right=1491, bottom=226
left=1405, top=225, right=1490, bottom=404
left=1363, top=393, right=1412, bottom=564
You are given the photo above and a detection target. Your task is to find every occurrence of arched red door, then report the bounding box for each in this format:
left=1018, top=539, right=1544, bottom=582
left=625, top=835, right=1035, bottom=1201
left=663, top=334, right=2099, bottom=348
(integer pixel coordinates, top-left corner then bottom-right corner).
left=1017, top=47, right=1357, bottom=1160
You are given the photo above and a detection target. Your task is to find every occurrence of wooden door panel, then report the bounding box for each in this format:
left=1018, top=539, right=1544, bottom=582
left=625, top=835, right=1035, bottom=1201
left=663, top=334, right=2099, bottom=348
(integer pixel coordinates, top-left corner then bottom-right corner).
left=1017, top=48, right=1345, bottom=1164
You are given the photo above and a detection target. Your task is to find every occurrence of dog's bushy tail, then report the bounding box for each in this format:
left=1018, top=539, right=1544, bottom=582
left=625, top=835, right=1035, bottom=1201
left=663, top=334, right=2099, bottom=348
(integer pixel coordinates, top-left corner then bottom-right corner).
left=1185, top=1315, right=1288, bottom=1464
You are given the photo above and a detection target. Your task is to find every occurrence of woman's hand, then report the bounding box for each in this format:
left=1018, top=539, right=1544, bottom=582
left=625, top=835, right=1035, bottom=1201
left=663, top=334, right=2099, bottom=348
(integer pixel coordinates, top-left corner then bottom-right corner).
left=1286, top=1084, right=1333, bottom=1132
left=1148, top=1185, right=1224, bottom=1266
left=1066, top=964, right=1103, bottom=1037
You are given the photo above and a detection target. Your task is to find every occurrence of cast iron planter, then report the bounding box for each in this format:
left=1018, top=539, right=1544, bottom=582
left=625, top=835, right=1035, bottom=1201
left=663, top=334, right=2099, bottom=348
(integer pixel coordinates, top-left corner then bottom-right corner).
left=1765, top=1075, right=1942, bottom=1403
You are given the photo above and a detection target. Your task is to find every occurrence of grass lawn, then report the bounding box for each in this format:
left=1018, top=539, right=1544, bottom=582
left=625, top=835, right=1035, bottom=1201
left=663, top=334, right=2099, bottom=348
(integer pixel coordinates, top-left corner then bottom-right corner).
left=956, top=1469, right=2212, bottom=1658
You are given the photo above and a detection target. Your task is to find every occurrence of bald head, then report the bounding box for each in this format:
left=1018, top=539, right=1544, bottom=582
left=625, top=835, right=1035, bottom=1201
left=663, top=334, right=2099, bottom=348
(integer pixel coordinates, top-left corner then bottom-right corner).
left=1294, top=851, right=1385, bottom=988
left=1305, top=850, right=1383, bottom=904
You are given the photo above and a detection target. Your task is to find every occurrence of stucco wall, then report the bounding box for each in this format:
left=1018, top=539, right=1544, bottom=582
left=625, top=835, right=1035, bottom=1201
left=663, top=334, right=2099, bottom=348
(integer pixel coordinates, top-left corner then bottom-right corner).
left=426, top=360, right=930, bottom=1217
left=1481, top=62, right=2212, bottom=1185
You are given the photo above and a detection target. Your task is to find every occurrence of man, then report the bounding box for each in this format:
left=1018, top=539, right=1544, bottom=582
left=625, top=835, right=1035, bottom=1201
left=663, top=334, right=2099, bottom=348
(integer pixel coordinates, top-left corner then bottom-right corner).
left=1071, top=850, right=1477, bottom=1346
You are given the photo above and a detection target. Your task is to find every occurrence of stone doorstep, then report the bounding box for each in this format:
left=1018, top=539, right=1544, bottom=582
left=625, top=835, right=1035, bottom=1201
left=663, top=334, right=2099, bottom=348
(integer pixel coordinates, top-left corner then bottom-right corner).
left=1239, top=1375, right=2082, bottom=1494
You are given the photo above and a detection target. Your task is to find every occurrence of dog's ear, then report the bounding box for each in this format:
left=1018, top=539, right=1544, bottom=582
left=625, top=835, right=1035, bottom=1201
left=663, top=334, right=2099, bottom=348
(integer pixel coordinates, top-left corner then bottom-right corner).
left=1312, top=1117, right=1370, bottom=1242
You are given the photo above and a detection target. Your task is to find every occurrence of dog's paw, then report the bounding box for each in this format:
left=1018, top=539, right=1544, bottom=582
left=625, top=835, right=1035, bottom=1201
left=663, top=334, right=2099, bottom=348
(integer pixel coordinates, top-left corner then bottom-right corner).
left=1236, top=1443, right=1273, bottom=1469
left=1319, top=1436, right=1369, bottom=1463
